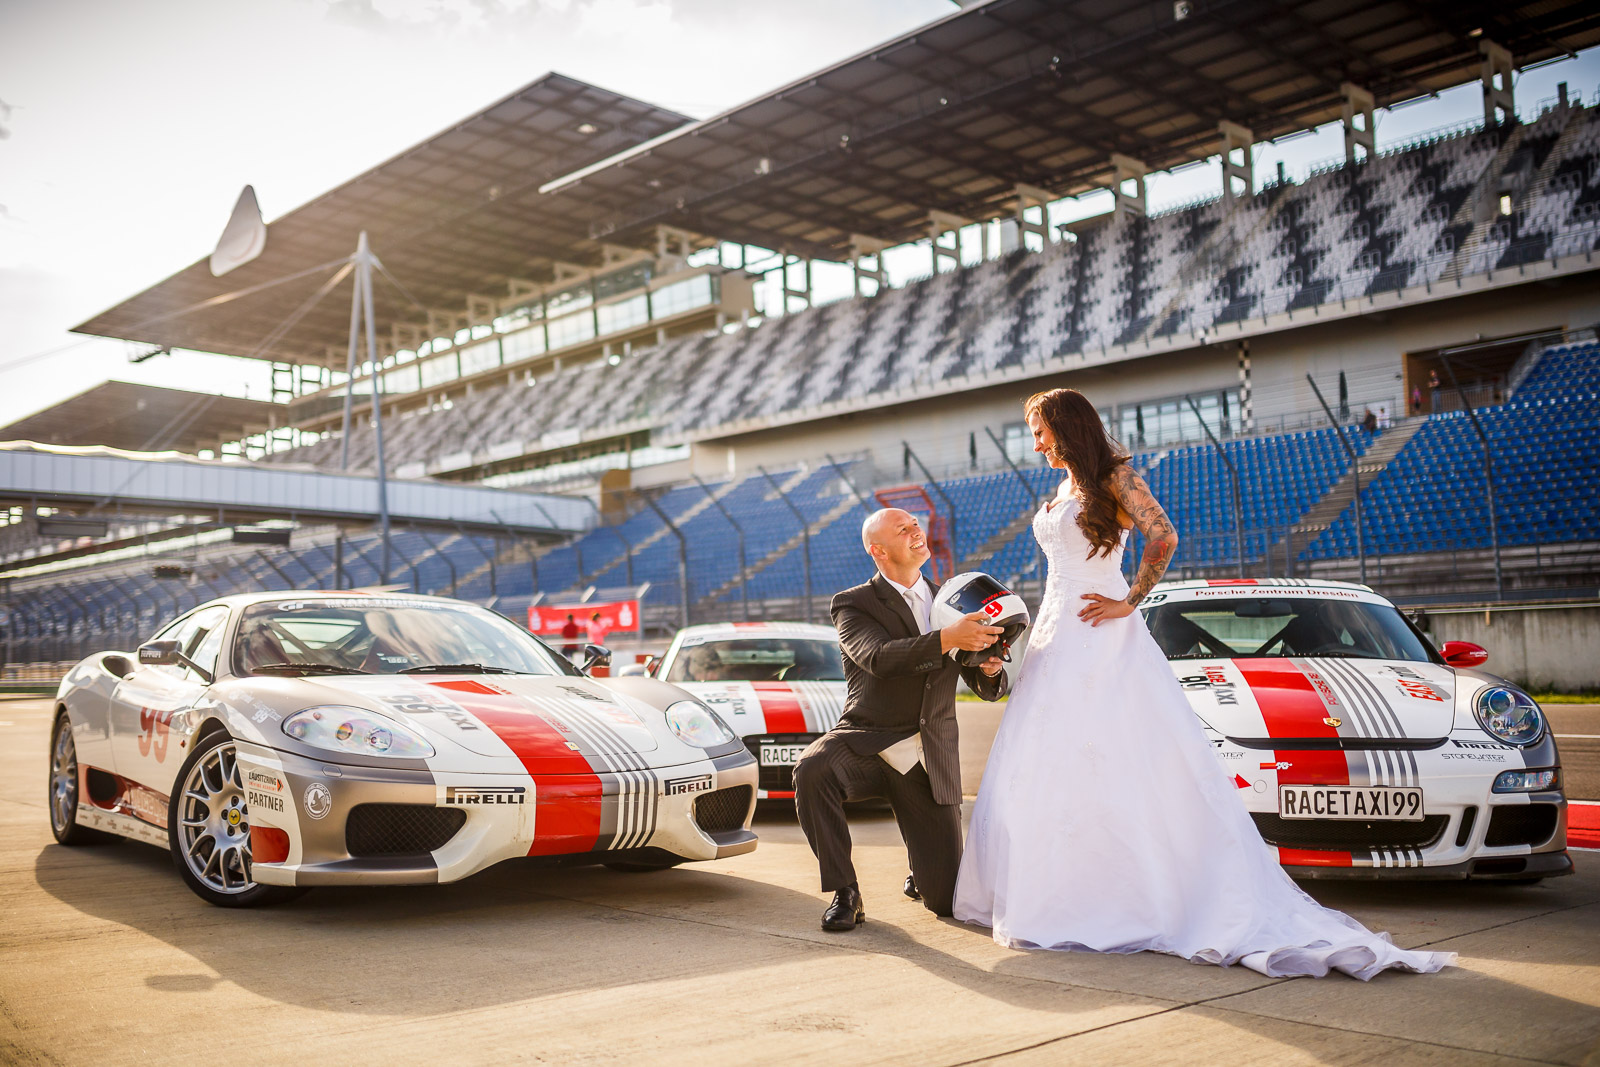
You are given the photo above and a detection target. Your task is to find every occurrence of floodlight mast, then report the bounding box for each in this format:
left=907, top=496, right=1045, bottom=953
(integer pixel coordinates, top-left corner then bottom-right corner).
left=336, top=231, right=391, bottom=583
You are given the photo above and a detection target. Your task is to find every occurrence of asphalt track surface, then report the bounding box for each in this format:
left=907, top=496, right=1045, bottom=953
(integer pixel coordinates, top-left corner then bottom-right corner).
left=3, top=695, right=1597, bottom=1066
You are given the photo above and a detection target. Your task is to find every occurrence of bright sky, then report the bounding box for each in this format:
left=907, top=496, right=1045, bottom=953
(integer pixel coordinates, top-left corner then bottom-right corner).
left=1, top=0, right=1595, bottom=430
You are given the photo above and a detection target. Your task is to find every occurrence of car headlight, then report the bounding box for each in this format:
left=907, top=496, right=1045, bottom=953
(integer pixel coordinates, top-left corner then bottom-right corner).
left=1472, top=686, right=1544, bottom=746
left=664, top=700, right=736, bottom=748
left=282, top=705, right=435, bottom=758
left=1492, top=769, right=1559, bottom=793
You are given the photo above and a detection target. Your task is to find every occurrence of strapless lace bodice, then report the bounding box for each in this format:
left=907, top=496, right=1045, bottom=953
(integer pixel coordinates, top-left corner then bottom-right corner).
left=1032, top=493, right=1128, bottom=582
left=1027, top=487, right=1130, bottom=655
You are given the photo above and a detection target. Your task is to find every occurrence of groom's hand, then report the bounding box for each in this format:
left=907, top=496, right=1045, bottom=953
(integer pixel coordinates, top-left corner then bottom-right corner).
left=941, top=611, right=1004, bottom=654
left=978, top=655, right=1004, bottom=677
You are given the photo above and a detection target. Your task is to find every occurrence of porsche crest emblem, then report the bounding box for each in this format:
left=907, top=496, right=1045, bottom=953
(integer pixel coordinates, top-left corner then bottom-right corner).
left=1323, top=717, right=1342, bottom=728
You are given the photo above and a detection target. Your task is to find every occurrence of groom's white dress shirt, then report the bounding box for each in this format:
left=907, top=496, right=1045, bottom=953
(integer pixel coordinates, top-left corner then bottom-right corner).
left=884, top=573, right=932, bottom=634
left=879, top=572, right=931, bottom=774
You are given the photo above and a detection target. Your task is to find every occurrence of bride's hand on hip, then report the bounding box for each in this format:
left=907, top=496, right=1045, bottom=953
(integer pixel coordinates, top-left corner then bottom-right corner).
left=1078, top=593, right=1134, bottom=627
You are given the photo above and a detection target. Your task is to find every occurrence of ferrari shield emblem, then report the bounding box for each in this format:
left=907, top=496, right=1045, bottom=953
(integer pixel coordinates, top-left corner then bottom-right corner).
left=1323, top=717, right=1342, bottom=728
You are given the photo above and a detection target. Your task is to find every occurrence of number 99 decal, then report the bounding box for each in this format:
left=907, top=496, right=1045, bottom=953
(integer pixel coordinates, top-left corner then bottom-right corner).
left=138, top=707, right=175, bottom=762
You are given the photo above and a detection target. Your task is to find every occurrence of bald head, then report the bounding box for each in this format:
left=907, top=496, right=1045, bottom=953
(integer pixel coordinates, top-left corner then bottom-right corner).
left=861, top=507, right=930, bottom=582
left=861, top=508, right=911, bottom=551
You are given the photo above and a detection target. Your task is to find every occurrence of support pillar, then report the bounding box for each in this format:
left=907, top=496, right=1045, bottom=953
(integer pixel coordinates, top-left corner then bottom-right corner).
left=1220, top=121, right=1254, bottom=205
left=1340, top=82, right=1375, bottom=165
left=1110, top=154, right=1148, bottom=221
left=849, top=234, right=890, bottom=297
left=928, top=210, right=970, bottom=274
left=782, top=254, right=811, bottom=312
left=1013, top=183, right=1054, bottom=251
left=1238, top=339, right=1253, bottom=432
left=1480, top=39, right=1514, bottom=128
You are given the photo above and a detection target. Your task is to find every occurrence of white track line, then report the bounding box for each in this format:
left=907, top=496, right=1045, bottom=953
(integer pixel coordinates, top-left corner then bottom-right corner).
left=1555, top=733, right=1600, bottom=739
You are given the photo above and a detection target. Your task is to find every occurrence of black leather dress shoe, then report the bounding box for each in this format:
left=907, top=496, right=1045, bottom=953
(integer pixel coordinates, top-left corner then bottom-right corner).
left=903, top=874, right=921, bottom=901
left=821, top=886, right=865, bottom=931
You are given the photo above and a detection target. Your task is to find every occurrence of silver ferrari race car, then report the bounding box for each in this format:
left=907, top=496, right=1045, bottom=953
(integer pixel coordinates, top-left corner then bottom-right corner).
left=48, top=591, right=758, bottom=906
left=1145, top=579, right=1571, bottom=881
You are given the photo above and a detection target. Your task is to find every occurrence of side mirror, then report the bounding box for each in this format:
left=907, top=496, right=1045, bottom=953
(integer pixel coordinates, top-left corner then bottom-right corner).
left=1440, top=640, right=1488, bottom=669
left=137, top=640, right=214, bottom=684
left=1407, top=609, right=1430, bottom=633
left=138, top=640, right=182, bottom=666
left=581, top=644, right=612, bottom=677
left=644, top=655, right=661, bottom=677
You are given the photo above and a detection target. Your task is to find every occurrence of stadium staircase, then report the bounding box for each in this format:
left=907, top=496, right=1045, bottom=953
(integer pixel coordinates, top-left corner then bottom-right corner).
left=561, top=481, right=732, bottom=590
left=696, top=469, right=860, bottom=610
left=1438, top=124, right=1525, bottom=282
left=1289, top=419, right=1426, bottom=547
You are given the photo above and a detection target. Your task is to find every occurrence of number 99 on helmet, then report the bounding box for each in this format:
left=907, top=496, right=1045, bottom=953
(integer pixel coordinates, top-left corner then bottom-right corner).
left=930, top=572, right=1031, bottom=666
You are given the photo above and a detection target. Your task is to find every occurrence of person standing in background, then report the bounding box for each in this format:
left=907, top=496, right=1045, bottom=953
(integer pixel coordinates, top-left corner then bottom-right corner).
left=586, top=610, right=609, bottom=648
left=1428, top=369, right=1442, bottom=413
left=1410, top=386, right=1422, bottom=416
left=560, top=613, right=582, bottom=661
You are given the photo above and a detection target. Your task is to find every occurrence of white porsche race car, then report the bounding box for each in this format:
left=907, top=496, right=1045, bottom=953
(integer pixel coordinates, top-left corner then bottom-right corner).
left=48, top=591, right=758, bottom=906
left=649, top=622, right=846, bottom=799
left=1145, top=579, right=1571, bottom=881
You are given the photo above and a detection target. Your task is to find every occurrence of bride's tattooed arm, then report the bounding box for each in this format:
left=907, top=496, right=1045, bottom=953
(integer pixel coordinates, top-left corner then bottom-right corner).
left=1110, top=465, right=1179, bottom=607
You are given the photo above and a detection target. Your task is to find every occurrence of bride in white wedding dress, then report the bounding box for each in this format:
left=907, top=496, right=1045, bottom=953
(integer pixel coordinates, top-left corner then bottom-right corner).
left=953, top=388, right=1454, bottom=980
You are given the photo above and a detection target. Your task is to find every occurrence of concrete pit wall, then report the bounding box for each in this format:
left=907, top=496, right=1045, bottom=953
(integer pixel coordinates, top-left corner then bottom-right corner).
left=1421, top=600, right=1600, bottom=693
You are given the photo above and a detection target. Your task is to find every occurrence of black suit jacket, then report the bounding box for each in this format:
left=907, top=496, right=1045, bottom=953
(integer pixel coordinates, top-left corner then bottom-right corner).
left=829, top=571, right=1008, bottom=805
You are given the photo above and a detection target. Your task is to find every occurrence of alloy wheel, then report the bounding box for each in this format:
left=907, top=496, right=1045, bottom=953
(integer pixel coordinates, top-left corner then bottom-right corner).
left=177, top=739, right=254, bottom=895
left=50, top=722, right=78, bottom=835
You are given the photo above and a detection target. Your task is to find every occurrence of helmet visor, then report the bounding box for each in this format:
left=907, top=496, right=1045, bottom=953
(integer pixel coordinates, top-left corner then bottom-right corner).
left=941, top=573, right=1013, bottom=617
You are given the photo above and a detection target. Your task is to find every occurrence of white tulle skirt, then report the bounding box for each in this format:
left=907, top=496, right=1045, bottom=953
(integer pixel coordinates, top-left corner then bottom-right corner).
left=952, top=576, right=1456, bottom=981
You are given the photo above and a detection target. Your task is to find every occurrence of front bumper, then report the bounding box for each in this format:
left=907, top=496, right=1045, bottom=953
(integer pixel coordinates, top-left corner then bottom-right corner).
left=1256, top=788, right=1570, bottom=876
left=234, top=741, right=758, bottom=888
left=1287, top=849, right=1573, bottom=881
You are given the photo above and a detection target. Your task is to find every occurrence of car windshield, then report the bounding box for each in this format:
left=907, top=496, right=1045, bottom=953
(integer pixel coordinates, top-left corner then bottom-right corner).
left=232, top=598, right=575, bottom=677
left=666, top=637, right=845, bottom=683
left=1142, top=596, right=1434, bottom=663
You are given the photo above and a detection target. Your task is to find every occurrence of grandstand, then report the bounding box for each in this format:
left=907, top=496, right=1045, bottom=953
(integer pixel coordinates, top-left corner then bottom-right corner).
left=5, top=1, right=1600, bottom=667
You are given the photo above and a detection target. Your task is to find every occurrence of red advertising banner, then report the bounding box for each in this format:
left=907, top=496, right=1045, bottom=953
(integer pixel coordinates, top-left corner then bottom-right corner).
left=529, top=600, right=641, bottom=642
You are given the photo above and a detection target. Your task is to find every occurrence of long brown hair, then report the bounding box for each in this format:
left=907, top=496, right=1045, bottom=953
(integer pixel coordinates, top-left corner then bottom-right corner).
left=1025, top=388, right=1130, bottom=558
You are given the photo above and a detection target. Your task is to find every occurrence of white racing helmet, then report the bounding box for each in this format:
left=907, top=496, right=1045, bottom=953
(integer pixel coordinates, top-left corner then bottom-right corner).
left=930, top=571, right=1031, bottom=666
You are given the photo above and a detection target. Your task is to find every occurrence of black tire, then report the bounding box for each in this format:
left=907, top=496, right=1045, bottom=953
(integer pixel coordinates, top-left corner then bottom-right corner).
left=167, top=730, right=306, bottom=908
left=48, top=712, right=116, bottom=845
left=604, top=860, right=685, bottom=873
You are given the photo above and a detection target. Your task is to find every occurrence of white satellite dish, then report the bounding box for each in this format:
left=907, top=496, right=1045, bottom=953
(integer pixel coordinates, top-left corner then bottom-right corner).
left=209, top=185, right=267, bottom=276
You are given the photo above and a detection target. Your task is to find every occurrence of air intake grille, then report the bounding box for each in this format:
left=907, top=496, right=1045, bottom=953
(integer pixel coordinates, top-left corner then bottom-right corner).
left=1484, top=804, right=1559, bottom=848
left=694, top=786, right=753, bottom=834
left=346, top=804, right=466, bottom=857
left=1251, top=813, right=1449, bottom=851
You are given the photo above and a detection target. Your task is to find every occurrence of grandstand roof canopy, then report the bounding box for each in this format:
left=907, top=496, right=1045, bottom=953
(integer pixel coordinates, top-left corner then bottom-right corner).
left=74, top=1, right=1600, bottom=366
left=73, top=74, right=690, bottom=368
left=0, top=381, right=278, bottom=454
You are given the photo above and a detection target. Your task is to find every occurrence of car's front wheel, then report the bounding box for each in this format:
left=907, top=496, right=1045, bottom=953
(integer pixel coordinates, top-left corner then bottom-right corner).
left=167, top=730, right=304, bottom=908
left=48, top=712, right=115, bottom=846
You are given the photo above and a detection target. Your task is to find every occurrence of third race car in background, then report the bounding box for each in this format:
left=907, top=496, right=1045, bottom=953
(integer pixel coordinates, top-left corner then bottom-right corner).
left=1145, top=579, right=1570, bottom=881
left=648, top=622, right=845, bottom=799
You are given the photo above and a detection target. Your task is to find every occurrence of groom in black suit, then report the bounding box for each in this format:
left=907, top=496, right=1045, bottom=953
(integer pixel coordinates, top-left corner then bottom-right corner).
left=793, top=508, right=1009, bottom=929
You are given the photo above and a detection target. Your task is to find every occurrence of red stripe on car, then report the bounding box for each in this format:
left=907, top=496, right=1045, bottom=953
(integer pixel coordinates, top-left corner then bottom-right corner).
left=1237, top=658, right=1349, bottom=787
left=451, top=698, right=603, bottom=855
left=751, top=682, right=807, bottom=732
